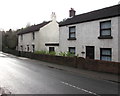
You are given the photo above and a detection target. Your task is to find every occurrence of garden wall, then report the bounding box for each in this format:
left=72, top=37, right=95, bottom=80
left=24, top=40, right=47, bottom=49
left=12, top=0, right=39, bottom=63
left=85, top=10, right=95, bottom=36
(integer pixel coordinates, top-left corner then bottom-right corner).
left=2, top=49, right=120, bottom=74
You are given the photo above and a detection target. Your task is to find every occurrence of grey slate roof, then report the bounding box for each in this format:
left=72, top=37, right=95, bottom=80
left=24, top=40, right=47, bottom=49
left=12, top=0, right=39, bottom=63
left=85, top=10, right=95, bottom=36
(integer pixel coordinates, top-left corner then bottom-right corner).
left=59, top=4, right=120, bottom=27
left=18, top=21, right=51, bottom=35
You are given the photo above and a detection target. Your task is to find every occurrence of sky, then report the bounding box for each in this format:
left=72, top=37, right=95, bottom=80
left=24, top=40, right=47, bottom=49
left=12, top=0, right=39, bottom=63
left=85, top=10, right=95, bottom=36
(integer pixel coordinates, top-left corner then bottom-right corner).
left=0, top=0, right=119, bottom=31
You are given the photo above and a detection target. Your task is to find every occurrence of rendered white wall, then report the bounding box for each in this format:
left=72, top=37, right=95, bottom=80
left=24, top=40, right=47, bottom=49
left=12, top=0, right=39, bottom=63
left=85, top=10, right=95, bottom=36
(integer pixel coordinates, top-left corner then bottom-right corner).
left=38, top=20, right=59, bottom=52
left=118, top=16, right=120, bottom=62
left=18, top=19, right=59, bottom=53
left=0, top=32, right=2, bottom=51
left=59, top=17, right=119, bottom=62
left=18, top=31, right=39, bottom=52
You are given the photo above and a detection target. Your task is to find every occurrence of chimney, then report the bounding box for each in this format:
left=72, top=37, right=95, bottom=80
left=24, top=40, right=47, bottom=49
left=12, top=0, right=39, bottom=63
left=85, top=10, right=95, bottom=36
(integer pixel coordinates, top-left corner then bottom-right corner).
left=69, top=8, right=76, bottom=17
left=51, top=12, right=56, bottom=21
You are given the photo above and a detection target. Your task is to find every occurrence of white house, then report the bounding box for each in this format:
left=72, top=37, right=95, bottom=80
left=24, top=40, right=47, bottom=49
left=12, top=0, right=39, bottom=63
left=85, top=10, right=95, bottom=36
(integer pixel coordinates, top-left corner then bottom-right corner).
left=59, top=4, right=120, bottom=62
left=0, top=31, right=2, bottom=51
left=18, top=13, right=59, bottom=53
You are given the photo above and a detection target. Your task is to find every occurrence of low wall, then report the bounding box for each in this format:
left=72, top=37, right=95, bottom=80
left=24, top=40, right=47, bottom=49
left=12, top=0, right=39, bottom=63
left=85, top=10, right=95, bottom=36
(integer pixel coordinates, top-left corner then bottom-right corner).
left=2, top=48, right=20, bottom=56
left=20, top=52, right=76, bottom=67
left=82, top=58, right=119, bottom=74
left=2, top=49, right=120, bottom=74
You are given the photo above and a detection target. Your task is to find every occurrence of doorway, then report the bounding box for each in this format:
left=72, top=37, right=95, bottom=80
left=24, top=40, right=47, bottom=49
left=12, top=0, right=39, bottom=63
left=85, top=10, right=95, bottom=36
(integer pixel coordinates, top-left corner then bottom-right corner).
left=86, top=46, right=95, bottom=59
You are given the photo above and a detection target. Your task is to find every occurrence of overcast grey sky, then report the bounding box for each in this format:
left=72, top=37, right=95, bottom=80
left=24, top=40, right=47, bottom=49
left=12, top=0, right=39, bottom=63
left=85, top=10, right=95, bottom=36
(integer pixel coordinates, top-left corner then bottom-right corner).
left=0, top=0, right=119, bottom=31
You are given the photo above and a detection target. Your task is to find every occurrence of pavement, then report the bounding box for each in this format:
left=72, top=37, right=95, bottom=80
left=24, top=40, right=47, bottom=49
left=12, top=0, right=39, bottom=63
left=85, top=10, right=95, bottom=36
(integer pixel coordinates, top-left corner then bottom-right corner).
left=2, top=52, right=120, bottom=83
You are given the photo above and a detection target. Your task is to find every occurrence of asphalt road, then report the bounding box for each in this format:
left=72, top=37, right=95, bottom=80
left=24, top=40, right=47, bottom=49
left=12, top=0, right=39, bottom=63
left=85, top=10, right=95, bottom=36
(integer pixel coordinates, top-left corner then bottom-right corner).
left=0, top=52, right=119, bottom=95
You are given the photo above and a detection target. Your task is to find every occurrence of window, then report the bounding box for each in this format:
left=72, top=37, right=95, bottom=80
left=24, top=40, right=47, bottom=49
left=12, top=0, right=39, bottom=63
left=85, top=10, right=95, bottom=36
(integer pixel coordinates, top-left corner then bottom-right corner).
left=49, top=47, right=55, bottom=52
left=98, top=21, right=113, bottom=39
left=20, top=45, right=23, bottom=51
left=68, top=26, right=76, bottom=40
left=69, top=47, right=76, bottom=54
left=32, top=45, right=35, bottom=52
left=27, top=45, right=29, bottom=52
left=100, top=48, right=112, bottom=61
left=21, top=34, right=23, bottom=41
left=32, top=32, right=35, bottom=40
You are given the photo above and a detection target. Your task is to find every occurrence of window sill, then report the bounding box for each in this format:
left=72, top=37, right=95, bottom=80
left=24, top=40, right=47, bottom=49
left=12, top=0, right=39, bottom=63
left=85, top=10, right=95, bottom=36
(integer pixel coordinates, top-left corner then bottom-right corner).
left=68, top=38, right=76, bottom=40
left=98, top=36, right=113, bottom=39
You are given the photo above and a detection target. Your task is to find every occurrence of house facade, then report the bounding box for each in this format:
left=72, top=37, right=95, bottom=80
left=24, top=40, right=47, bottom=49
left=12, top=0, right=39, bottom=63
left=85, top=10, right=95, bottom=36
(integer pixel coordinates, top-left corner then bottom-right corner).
left=59, top=4, right=120, bottom=62
left=0, top=31, right=2, bottom=51
left=18, top=13, right=59, bottom=53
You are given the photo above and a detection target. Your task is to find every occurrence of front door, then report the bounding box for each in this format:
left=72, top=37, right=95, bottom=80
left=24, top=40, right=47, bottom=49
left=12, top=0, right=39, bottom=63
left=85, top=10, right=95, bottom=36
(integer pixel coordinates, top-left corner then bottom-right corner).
left=86, top=46, right=94, bottom=59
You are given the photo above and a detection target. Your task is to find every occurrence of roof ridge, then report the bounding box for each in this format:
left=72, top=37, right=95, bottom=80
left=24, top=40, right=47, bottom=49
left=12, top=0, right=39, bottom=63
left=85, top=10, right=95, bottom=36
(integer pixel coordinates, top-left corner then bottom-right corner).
left=60, top=4, right=120, bottom=26
left=18, top=21, right=51, bottom=35
left=76, top=4, right=120, bottom=17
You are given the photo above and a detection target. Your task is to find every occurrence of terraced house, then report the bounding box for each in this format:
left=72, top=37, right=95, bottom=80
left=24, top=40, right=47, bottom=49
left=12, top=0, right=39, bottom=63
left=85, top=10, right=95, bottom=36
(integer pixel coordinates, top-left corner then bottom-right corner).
left=18, top=13, right=59, bottom=53
left=59, top=4, right=120, bottom=62
left=0, top=31, right=2, bottom=51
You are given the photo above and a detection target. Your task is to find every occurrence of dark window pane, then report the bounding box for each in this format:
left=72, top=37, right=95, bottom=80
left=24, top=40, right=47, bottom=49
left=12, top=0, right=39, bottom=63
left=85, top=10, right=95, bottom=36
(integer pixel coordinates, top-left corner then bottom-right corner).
left=69, top=27, right=75, bottom=32
left=49, top=47, right=55, bottom=52
left=70, top=33, right=75, bottom=38
left=27, top=45, right=29, bottom=51
left=21, top=35, right=23, bottom=40
left=101, top=21, right=111, bottom=29
left=100, top=21, right=111, bottom=37
left=102, top=49, right=111, bottom=55
left=101, top=56, right=111, bottom=61
left=32, top=45, right=35, bottom=52
left=101, top=30, right=111, bottom=36
left=69, top=26, right=76, bottom=38
left=100, top=48, right=112, bottom=61
left=32, top=32, right=35, bottom=40
left=69, top=47, right=75, bottom=54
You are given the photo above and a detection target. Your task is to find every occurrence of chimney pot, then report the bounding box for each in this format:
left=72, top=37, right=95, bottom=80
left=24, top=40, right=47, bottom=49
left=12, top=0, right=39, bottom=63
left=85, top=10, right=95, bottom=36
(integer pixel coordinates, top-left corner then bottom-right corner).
left=51, top=12, right=56, bottom=21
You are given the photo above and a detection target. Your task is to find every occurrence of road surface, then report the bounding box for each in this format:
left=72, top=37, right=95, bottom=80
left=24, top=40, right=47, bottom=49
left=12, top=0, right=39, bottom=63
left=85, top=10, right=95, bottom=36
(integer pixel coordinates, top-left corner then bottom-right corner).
left=0, top=52, right=119, bottom=95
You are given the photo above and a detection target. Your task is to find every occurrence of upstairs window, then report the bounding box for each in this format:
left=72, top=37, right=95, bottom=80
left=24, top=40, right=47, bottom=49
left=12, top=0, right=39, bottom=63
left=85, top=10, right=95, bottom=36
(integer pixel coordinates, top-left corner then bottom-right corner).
left=100, top=21, right=111, bottom=36
left=98, top=20, right=113, bottom=39
left=69, top=47, right=76, bottom=54
left=21, top=34, right=23, bottom=41
left=100, top=48, right=112, bottom=61
left=32, top=32, right=35, bottom=40
left=20, top=45, right=23, bottom=51
left=68, top=26, right=76, bottom=40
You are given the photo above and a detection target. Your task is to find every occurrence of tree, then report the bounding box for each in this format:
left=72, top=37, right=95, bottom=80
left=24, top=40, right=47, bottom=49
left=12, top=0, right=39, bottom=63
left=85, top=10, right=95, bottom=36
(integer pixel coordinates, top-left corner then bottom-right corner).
left=2, top=29, right=18, bottom=50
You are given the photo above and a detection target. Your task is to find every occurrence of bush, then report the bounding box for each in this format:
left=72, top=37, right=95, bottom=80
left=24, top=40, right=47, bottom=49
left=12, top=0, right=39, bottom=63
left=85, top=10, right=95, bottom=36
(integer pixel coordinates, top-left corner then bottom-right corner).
left=34, top=51, right=76, bottom=57
left=34, top=50, right=56, bottom=56
left=58, top=51, right=75, bottom=57
left=66, top=52, right=75, bottom=57
left=49, top=51, right=56, bottom=56
left=34, top=50, right=48, bottom=55
left=58, top=52, right=66, bottom=56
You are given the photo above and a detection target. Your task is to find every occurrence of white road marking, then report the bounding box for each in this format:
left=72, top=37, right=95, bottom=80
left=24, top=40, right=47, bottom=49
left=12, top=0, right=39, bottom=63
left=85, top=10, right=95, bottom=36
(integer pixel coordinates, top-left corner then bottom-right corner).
left=61, top=81, right=100, bottom=96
